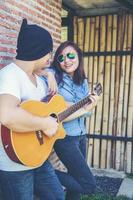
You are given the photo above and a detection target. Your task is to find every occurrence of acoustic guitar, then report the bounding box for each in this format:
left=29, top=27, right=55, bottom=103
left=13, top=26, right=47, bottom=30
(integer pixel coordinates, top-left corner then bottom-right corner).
left=1, top=83, right=102, bottom=167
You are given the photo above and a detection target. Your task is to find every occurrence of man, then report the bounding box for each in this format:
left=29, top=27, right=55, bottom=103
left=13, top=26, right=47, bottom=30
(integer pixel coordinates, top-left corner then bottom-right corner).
left=0, top=19, right=64, bottom=200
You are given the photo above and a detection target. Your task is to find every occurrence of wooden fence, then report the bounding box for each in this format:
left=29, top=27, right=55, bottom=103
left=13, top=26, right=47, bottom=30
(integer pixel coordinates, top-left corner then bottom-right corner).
left=73, top=13, right=133, bottom=173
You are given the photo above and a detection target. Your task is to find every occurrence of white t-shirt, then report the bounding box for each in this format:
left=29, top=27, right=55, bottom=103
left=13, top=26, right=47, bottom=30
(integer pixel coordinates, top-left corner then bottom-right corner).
left=0, top=63, right=48, bottom=171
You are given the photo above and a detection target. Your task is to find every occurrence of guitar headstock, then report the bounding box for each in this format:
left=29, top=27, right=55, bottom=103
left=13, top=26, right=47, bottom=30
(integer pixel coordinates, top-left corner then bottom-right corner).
left=93, top=83, right=102, bottom=96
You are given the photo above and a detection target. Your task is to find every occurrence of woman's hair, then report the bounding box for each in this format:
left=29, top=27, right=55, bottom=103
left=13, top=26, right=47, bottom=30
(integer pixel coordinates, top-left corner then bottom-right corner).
left=51, top=41, right=86, bottom=85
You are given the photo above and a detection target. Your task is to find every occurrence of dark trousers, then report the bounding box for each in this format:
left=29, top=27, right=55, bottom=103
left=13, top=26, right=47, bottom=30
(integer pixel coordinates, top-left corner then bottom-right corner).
left=54, top=135, right=96, bottom=200
left=0, top=160, right=64, bottom=200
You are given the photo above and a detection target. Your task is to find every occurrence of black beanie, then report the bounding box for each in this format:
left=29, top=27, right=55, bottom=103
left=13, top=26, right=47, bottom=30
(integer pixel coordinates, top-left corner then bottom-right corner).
left=16, top=19, right=53, bottom=61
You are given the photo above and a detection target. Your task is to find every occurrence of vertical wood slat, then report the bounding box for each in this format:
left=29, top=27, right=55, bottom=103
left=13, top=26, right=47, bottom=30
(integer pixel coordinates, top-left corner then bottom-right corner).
left=83, top=18, right=92, bottom=162
left=116, top=15, right=129, bottom=170
left=90, top=17, right=97, bottom=146
left=126, top=57, right=133, bottom=173
left=73, top=16, right=78, bottom=43
left=84, top=18, right=90, bottom=76
left=127, top=15, right=133, bottom=51
left=105, top=15, right=113, bottom=169
left=126, top=14, right=133, bottom=173
left=120, top=15, right=131, bottom=171
left=99, top=16, right=106, bottom=169
left=88, top=17, right=96, bottom=166
left=116, top=55, right=126, bottom=170
left=107, top=15, right=117, bottom=168
left=77, top=18, right=84, bottom=51
left=115, top=15, right=127, bottom=170
left=123, top=55, right=131, bottom=171
left=109, top=15, right=117, bottom=168
left=87, top=17, right=95, bottom=165
left=125, top=15, right=133, bottom=173
left=93, top=16, right=100, bottom=168
left=112, top=14, right=123, bottom=169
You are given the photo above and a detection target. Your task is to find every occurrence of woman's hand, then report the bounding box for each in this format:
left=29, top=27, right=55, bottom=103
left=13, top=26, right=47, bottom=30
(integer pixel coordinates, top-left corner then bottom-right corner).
left=44, top=71, right=58, bottom=95
left=36, top=69, right=58, bottom=95
left=84, top=94, right=100, bottom=111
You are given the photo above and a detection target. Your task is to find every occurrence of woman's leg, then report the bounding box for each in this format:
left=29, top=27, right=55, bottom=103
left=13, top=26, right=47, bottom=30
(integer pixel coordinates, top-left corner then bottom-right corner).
left=0, top=170, right=34, bottom=200
left=54, top=135, right=96, bottom=200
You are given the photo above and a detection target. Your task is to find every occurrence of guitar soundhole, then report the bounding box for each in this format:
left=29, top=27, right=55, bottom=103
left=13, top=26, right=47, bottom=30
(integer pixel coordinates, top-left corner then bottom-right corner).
left=50, top=113, right=58, bottom=121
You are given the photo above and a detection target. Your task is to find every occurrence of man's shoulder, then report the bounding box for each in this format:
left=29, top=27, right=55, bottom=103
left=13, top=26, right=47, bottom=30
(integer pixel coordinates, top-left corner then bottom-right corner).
left=0, top=63, right=16, bottom=73
left=0, top=63, right=21, bottom=78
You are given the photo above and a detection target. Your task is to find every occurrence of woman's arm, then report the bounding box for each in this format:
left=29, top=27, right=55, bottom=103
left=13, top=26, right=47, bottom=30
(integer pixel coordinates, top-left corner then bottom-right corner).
left=64, top=94, right=100, bottom=122
left=35, top=69, right=58, bottom=95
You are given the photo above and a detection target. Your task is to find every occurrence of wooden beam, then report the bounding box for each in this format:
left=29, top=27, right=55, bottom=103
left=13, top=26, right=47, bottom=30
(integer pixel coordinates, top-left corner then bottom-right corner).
left=116, top=0, right=133, bottom=12
left=75, top=7, right=127, bottom=17
left=62, top=0, right=133, bottom=17
left=62, top=2, right=76, bottom=15
left=62, top=2, right=75, bottom=41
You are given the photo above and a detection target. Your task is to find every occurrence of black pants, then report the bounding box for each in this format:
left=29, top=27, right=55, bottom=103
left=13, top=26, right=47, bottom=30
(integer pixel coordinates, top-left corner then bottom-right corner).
left=54, top=135, right=96, bottom=200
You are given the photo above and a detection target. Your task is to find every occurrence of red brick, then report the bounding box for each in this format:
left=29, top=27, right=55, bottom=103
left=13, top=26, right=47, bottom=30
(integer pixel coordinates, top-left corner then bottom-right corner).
left=0, top=0, right=62, bottom=68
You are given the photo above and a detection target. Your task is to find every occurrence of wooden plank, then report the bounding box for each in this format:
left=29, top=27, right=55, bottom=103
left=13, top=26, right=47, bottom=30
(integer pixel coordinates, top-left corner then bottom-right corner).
left=126, top=57, right=133, bottom=173
left=120, top=15, right=131, bottom=171
left=105, top=15, right=113, bottom=169
left=107, top=15, right=117, bottom=168
left=116, top=56, right=126, bottom=170
left=84, top=18, right=90, bottom=76
left=73, top=16, right=78, bottom=43
left=125, top=14, right=133, bottom=173
left=122, top=56, right=131, bottom=171
left=113, top=14, right=123, bottom=169
left=93, top=16, right=101, bottom=169
left=99, top=15, right=106, bottom=169
left=87, top=17, right=95, bottom=165
left=126, top=14, right=133, bottom=51
left=115, top=14, right=128, bottom=170
left=83, top=18, right=92, bottom=163
left=77, top=18, right=84, bottom=51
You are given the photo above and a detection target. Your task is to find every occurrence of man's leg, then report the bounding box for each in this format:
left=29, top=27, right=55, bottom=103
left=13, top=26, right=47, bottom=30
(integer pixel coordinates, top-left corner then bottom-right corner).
left=0, top=170, right=34, bottom=200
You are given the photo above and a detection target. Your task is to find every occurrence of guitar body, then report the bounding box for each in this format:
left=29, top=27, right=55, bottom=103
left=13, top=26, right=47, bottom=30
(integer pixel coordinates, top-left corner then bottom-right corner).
left=1, top=95, right=67, bottom=167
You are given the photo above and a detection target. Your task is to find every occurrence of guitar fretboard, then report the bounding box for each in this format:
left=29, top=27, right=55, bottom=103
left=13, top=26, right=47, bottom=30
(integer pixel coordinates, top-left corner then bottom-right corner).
left=58, top=82, right=102, bottom=122
left=58, top=95, right=92, bottom=122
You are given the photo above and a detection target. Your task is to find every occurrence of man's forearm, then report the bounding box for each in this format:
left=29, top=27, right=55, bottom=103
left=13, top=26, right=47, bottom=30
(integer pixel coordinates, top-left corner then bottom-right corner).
left=1, top=106, right=48, bottom=132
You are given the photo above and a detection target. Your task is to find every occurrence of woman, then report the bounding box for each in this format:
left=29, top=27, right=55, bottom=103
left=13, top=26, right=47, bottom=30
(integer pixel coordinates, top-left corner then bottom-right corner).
left=49, top=41, right=100, bottom=200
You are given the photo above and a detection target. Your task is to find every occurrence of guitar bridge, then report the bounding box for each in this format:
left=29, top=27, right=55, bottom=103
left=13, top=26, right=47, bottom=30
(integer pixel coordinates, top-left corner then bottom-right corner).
left=36, top=130, right=44, bottom=145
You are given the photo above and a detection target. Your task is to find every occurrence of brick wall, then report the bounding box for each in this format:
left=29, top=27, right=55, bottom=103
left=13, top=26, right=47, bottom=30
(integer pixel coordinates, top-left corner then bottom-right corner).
left=0, top=0, right=62, bottom=69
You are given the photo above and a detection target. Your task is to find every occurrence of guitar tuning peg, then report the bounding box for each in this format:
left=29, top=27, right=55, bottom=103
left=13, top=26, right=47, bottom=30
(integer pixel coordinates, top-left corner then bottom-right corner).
left=93, top=82, right=102, bottom=96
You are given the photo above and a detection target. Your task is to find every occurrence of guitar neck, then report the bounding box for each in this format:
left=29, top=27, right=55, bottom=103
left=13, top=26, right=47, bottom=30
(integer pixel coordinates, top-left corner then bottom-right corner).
left=58, top=82, right=102, bottom=122
left=58, top=95, right=92, bottom=122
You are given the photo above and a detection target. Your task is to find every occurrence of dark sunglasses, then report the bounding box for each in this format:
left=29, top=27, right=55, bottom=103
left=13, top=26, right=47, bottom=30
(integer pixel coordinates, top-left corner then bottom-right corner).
left=57, top=53, right=76, bottom=63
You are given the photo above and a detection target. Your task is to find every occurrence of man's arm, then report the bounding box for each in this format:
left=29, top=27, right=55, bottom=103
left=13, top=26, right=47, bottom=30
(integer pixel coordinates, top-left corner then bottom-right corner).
left=0, top=94, right=58, bottom=137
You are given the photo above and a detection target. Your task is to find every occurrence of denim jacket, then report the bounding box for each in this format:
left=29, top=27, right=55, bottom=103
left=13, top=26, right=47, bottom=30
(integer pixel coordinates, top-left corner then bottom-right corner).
left=57, top=73, right=91, bottom=136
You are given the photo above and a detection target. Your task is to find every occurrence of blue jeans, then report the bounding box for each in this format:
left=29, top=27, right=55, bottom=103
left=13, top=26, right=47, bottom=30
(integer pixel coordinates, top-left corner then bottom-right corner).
left=0, top=160, right=64, bottom=200
left=54, top=135, right=96, bottom=200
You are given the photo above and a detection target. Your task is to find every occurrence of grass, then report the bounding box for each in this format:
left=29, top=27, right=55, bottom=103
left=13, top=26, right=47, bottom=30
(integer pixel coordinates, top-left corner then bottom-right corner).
left=126, top=173, right=133, bottom=179
left=81, top=194, right=130, bottom=200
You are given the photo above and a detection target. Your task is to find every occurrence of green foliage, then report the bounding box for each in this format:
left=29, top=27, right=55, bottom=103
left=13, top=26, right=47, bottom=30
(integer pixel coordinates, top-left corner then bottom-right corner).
left=115, top=196, right=130, bottom=200
left=81, top=194, right=129, bottom=200
left=81, top=193, right=109, bottom=200
left=126, top=173, right=133, bottom=179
